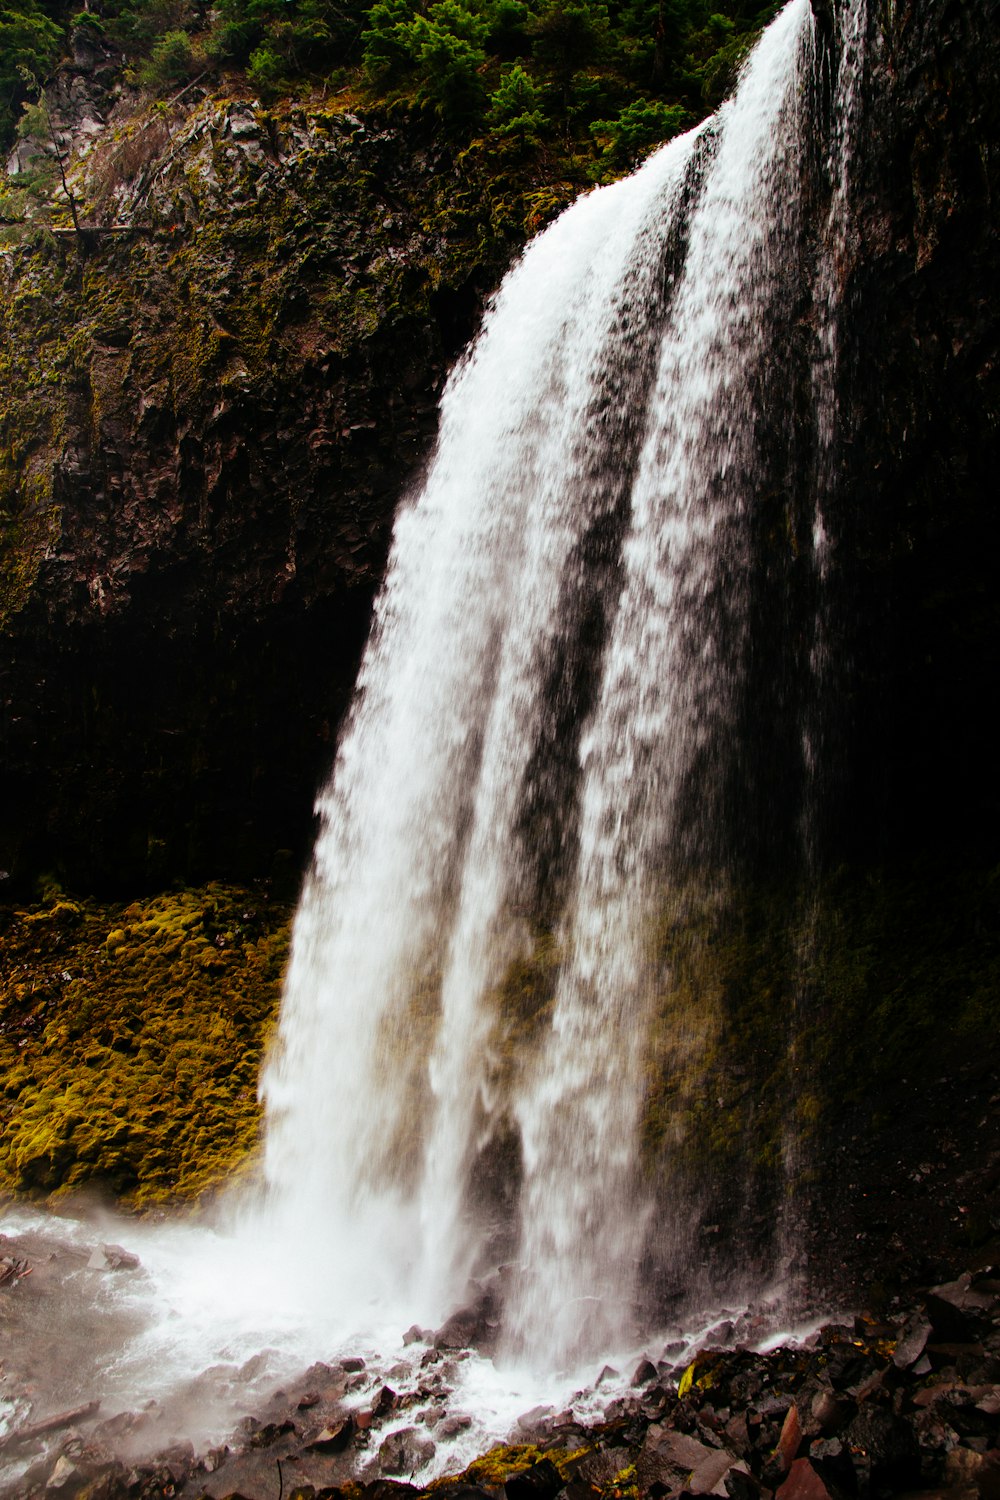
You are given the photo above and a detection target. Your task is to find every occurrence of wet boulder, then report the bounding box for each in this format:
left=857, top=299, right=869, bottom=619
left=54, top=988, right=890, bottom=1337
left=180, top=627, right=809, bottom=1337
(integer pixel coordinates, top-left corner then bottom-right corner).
left=436, top=1413, right=473, bottom=1436
left=378, top=1425, right=436, bottom=1476
left=362, top=1481, right=423, bottom=1500
left=943, top=1446, right=1000, bottom=1500
left=505, top=1457, right=564, bottom=1500
left=810, top=1391, right=853, bottom=1438
left=306, top=1416, right=355, bottom=1452
left=842, top=1404, right=921, bottom=1493
left=893, top=1314, right=933, bottom=1370
left=775, top=1404, right=804, bottom=1475
left=690, top=1449, right=744, bottom=1495
left=925, top=1292, right=978, bottom=1344
left=434, top=1284, right=502, bottom=1354
left=776, top=1457, right=842, bottom=1500
left=372, top=1387, right=399, bottom=1419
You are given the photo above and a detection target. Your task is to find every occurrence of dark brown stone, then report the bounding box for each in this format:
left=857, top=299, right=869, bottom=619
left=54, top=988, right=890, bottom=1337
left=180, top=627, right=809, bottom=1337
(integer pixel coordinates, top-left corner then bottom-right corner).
left=775, top=1406, right=803, bottom=1475
left=775, top=1458, right=838, bottom=1500
left=305, top=1417, right=354, bottom=1453
left=810, top=1393, right=851, bottom=1438
left=505, top=1458, right=564, bottom=1500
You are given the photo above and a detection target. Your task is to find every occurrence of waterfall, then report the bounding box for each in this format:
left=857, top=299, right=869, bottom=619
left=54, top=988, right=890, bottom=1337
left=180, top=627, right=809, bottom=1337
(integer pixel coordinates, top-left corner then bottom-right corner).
left=504, top=0, right=821, bottom=1365
left=257, top=0, right=862, bottom=1371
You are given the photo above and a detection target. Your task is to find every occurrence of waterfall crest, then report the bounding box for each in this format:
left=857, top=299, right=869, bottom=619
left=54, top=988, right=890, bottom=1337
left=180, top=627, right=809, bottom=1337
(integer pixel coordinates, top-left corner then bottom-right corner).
left=257, top=0, right=867, bottom=1370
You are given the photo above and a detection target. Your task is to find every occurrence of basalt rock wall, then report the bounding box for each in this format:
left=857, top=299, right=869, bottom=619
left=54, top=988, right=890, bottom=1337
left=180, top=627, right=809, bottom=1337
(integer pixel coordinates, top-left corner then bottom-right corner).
left=828, top=0, right=1000, bottom=862
left=0, top=93, right=556, bottom=894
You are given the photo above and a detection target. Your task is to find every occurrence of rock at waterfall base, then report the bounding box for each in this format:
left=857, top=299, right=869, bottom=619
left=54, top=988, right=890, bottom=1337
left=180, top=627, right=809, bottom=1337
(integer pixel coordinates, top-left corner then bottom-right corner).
left=378, top=1427, right=436, bottom=1475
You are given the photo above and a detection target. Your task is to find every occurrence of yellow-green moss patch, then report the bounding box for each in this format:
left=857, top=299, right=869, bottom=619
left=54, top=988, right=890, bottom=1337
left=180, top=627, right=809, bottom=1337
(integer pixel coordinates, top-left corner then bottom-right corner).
left=439, top=1443, right=589, bottom=1490
left=0, top=881, right=291, bottom=1205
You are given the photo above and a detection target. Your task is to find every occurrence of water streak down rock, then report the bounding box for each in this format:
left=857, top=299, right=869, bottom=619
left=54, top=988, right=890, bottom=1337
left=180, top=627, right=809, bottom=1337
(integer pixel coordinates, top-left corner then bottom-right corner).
left=257, top=0, right=871, bottom=1369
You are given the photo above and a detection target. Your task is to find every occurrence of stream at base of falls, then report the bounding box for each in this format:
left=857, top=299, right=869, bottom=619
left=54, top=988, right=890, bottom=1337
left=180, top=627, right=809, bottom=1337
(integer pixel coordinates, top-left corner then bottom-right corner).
left=0, top=1204, right=825, bottom=1497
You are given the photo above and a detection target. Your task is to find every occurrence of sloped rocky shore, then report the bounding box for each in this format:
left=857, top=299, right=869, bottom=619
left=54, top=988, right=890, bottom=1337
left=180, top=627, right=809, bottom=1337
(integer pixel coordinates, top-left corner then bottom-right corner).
left=2, top=1229, right=999, bottom=1500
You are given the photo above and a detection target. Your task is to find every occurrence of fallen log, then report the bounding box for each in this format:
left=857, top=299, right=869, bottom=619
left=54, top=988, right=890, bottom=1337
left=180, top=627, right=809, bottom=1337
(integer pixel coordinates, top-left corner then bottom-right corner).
left=0, top=1400, right=101, bottom=1451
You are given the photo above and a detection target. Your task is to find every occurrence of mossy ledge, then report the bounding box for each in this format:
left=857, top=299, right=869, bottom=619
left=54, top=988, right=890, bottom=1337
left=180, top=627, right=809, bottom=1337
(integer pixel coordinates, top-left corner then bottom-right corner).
left=0, top=880, right=291, bottom=1204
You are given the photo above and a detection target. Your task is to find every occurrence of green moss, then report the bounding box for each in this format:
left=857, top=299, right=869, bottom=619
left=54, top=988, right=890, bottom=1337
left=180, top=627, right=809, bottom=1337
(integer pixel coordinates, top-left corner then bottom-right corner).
left=0, top=240, right=82, bottom=626
left=486, top=924, right=562, bottom=1080
left=456, top=1443, right=586, bottom=1487
left=0, top=882, right=291, bottom=1205
left=606, top=1462, right=640, bottom=1500
left=0, top=422, right=62, bottom=628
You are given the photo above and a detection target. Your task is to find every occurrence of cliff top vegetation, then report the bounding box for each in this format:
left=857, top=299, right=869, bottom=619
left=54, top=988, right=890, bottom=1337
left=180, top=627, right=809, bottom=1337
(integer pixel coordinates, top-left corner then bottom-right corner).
left=1, top=0, right=780, bottom=190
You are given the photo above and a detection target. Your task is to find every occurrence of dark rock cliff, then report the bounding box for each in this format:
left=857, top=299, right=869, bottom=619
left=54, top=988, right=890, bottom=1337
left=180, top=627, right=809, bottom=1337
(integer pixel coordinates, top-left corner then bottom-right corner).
left=829, top=0, right=1000, bottom=861
left=0, top=90, right=566, bottom=892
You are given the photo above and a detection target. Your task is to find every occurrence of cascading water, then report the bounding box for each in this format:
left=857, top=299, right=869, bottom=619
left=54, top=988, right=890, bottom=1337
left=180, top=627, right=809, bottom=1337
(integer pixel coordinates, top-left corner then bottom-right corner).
left=256, top=129, right=706, bottom=1321
left=505, top=0, right=817, bottom=1366
left=256, top=0, right=868, bottom=1375
left=0, top=6, right=879, bottom=1492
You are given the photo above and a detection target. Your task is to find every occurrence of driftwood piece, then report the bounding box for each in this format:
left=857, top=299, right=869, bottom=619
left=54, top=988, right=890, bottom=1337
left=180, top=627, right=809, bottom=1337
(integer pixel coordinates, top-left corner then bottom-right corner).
left=0, top=1400, right=101, bottom=1451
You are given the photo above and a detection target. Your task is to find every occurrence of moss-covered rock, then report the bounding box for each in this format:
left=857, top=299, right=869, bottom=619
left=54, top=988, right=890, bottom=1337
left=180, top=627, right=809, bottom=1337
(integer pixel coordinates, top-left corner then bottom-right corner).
left=0, top=881, right=290, bottom=1202
left=457, top=1443, right=588, bottom=1487
left=631, top=859, right=1000, bottom=1296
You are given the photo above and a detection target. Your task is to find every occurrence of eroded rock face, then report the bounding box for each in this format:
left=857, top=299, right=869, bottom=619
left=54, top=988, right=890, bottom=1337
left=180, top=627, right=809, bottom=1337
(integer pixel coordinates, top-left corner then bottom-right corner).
left=824, top=0, right=1000, bottom=863
left=0, top=90, right=540, bottom=892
